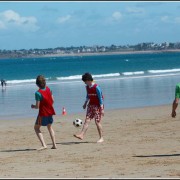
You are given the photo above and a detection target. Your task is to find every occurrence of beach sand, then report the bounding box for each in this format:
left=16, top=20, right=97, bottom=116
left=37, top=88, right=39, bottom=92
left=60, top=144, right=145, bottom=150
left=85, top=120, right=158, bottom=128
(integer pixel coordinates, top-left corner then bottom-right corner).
left=0, top=104, right=180, bottom=178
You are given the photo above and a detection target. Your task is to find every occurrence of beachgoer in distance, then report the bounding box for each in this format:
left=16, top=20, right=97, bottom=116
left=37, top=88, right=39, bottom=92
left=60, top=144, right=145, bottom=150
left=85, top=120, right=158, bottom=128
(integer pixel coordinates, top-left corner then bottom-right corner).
left=74, top=72, right=104, bottom=143
left=1, top=79, right=3, bottom=88
left=171, top=83, right=180, bottom=118
left=1, top=79, right=6, bottom=88
left=31, top=75, right=57, bottom=150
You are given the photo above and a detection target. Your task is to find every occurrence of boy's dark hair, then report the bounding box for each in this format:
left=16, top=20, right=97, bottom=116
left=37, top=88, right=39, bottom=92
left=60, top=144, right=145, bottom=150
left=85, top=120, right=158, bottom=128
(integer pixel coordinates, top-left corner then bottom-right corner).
left=36, top=75, right=46, bottom=89
left=82, top=72, right=93, bottom=82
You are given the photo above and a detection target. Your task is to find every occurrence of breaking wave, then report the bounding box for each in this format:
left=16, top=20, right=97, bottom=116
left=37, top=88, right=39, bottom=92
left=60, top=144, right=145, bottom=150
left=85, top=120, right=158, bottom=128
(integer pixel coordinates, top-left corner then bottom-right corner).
left=6, top=69, right=180, bottom=85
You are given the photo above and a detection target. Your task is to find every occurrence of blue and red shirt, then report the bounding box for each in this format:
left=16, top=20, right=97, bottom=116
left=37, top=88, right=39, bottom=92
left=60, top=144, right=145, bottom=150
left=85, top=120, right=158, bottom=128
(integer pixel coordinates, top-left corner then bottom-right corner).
left=86, top=83, right=104, bottom=106
left=35, top=86, right=56, bottom=117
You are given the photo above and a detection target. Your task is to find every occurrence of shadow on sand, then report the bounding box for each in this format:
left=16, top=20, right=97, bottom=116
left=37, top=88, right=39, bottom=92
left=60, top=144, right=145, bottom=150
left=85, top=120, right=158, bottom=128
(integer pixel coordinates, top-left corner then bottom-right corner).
left=48, top=141, right=95, bottom=146
left=1, top=142, right=95, bottom=152
left=133, top=153, right=180, bottom=158
left=0, top=148, right=36, bottom=152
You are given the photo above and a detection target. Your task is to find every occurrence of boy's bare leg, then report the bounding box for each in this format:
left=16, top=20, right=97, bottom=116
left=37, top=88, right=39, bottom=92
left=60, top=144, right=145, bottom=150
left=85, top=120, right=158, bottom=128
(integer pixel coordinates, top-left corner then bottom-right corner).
left=34, top=125, right=47, bottom=150
left=47, top=124, right=57, bottom=149
left=74, top=118, right=90, bottom=140
left=95, top=121, right=104, bottom=143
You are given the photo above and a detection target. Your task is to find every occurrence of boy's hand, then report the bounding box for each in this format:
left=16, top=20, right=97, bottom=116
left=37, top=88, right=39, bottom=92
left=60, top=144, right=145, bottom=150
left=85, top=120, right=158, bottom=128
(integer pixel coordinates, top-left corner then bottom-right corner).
left=101, top=105, right=104, bottom=116
left=101, top=109, right=104, bottom=116
left=31, top=104, right=35, bottom=109
left=83, top=104, right=86, bottom=109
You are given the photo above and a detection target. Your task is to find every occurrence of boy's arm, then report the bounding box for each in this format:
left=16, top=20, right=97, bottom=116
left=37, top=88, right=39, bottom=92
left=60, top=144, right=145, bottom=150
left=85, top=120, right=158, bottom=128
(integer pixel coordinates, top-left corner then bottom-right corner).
left=83, top=94, right=89, bottom=109
left=96, top=86, right=104, bottom=110
left=172, top=98, right=179, bottom=118
left=31, top=91, right=41, bottom=109
left=172, top=85, right=180, bottom=118
left=50, top=89, right=54, bottom=104
left=31, top=100, right=40, bottom=109
left=52, top=95, right=54, bottom=104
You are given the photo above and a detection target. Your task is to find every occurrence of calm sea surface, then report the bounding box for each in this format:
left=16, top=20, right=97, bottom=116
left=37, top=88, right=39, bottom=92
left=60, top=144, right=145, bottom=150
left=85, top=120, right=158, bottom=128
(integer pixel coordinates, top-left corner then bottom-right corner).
left=1, top=52, right=180, bottom=120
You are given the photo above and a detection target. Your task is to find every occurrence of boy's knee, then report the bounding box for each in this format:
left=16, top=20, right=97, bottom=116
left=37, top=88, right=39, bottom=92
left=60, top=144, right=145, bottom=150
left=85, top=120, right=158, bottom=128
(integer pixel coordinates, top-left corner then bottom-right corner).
left=47, top=124, right=52, bottom=129
left=34, top=125, right=40, bottom=132
left=95, top=121, right=101, bottom=125
left=85, top=118, right=90, bottom=124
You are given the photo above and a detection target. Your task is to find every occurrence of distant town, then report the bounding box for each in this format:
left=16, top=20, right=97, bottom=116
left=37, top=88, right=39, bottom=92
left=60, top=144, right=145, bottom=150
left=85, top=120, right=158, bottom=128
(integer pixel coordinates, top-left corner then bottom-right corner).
left=0, top=41, right=180, bottom=59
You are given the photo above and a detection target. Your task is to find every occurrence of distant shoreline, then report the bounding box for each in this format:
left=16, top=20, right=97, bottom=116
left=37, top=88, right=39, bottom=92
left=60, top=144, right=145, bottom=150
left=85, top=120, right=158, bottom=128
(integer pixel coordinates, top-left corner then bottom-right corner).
left=37, top=49, right=180, bottom=58
left=1, top=49, right=180, bottom=59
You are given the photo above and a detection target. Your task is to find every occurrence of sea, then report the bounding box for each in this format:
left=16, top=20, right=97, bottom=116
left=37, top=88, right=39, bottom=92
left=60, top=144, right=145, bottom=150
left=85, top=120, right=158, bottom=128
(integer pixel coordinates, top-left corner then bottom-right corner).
left=1, top=52, right=180, bottom=120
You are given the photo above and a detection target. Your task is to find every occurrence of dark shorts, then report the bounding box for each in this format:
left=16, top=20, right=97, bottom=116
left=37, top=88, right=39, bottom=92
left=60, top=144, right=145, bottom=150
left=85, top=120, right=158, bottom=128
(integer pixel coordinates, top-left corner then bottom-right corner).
left=35, top=116, right=54, bottom=126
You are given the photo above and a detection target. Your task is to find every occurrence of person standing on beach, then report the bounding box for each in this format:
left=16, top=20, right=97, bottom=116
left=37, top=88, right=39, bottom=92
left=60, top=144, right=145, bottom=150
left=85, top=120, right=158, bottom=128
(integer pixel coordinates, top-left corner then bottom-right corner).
left=31, top=75, right=57, bottom=150
left=171, top=83, right=180, bottom=118
left=74, top=72, right=104, bottom=143
left=1, top=79, right=6, bottom=88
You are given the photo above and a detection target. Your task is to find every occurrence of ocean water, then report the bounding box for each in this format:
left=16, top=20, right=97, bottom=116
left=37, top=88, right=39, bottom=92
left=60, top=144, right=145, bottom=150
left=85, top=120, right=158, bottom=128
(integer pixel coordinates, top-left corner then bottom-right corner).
left=1, top=52, right=180, bottom=120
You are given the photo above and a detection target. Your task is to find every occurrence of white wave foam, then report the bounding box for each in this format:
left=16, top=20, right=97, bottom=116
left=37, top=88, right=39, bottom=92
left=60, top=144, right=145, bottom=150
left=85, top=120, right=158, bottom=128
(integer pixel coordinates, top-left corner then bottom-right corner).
left=57, top=75, right=82, bottom=80
left=93, top=73, right=120, bottom=78
left=134, top=71, right=144, bottom=75
left=148, top=68, right=180, bottom=74
left=57, top=73, right=120, bottom=80
left=122, top=71, right=144, bottom=76
left=7, top=79, right=36, bottom=84
left=6, top=73, right=121, bottom=85
left=5, top=69, right=180, bottom=85
left=122, top=72, right=133, bottom=76
left=96, top=73, right=180, bottom=82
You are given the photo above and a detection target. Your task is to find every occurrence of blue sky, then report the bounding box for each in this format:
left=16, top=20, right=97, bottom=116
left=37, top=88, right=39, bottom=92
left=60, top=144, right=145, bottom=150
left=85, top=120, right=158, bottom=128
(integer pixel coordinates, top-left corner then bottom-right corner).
left=0, top=1, right=180, bottom=50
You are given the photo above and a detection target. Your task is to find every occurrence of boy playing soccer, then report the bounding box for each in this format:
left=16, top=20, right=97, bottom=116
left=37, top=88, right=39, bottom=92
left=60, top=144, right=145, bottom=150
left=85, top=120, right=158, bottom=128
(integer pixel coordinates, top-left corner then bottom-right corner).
left=31, top=75, right=57, bottom=150
left=74, top=72, right=104, bottom=143
left=172, top=82, right=180, bottom=118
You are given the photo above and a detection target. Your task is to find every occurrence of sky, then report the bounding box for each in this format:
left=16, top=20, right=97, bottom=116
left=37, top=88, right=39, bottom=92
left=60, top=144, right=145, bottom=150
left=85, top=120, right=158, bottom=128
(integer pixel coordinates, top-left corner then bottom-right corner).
left=0, top=1, right=180, bottom=50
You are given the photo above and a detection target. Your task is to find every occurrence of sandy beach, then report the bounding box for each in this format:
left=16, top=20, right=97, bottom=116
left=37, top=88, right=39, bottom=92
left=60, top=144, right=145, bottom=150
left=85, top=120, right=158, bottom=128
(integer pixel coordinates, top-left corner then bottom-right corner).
left=0, top=104, right=180, bottom=178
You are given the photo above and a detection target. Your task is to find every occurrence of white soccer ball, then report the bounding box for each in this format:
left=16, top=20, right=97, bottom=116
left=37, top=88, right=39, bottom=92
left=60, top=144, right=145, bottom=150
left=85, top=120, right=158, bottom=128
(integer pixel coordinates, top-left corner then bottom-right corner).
left=73, top=118, right=83, bottom=127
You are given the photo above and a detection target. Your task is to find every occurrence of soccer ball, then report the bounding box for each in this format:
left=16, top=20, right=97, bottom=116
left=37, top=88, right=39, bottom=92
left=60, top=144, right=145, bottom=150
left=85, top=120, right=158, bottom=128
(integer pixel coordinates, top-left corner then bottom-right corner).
left=73, top=118, right=83, bottom=127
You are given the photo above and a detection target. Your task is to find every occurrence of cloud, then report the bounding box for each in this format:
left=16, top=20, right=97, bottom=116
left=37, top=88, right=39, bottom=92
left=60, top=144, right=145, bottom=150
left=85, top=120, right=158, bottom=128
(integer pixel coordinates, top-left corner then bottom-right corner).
left=0, top=10, right=39, bottom=32
left=161, top=15, right=180, bottom=24
left=161, top=15, right=169, bottom=23
left=112, top=11, right=122, bottom=21
left=160, top=15, right=180, bottom=24
left=57, top=15, right=72, bottom=24
left=104, top=11, right=122, bottom=25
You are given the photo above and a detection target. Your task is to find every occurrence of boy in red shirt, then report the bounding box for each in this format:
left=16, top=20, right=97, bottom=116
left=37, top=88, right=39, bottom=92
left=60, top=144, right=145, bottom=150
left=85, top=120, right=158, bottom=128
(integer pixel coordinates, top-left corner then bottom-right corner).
left=74, top=73, right=104, bottom=143
left=31, top=75, right=57, bottom=150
